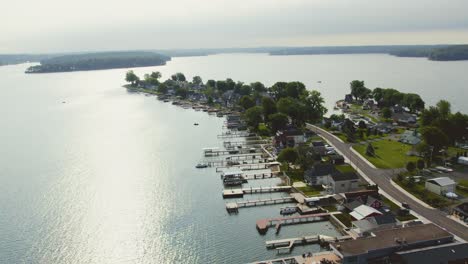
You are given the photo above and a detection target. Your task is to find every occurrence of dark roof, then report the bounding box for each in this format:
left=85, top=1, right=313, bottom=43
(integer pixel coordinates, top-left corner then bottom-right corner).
left=345, top=200, right=363, bottom=211
left=372, top=214, right=397, bottom=225
left=453, top=202, right=468, bottom=215
left=330, top=171, right=359, bottom=182
left=311, top=141, right=325, bottom=147
left=331, top=223, right=453, bottom=257
left=344, top=189, right=379, bottom=200
left=305, top=164, right=336, bottom=178
left=394, top=242, right=468, bottom=264
left=329, top=154, right=344, bottom=160
left=283, top=129, right=303, bottom=136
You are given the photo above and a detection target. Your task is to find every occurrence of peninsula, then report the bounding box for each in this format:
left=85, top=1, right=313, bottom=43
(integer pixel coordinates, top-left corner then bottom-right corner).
left=25, top=51, right=170, bottom=73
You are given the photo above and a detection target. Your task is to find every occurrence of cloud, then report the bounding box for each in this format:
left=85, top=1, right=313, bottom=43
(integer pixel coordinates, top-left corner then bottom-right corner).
left=2, top=0, right=468, bottom=53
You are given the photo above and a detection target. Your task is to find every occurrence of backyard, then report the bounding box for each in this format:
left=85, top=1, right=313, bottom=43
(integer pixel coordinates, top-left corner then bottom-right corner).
left=353, top=139, right=419, bottom=169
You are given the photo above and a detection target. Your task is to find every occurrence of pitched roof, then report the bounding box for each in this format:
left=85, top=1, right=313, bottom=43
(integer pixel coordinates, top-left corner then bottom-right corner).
left=305, top=164, right=335, bottom=178
left=350, top=205, right=383, bottom=220
left=427, top=177, right=456, bottom=186
left=371, top=214, right=397, bottom=225
left=345, top=200, right=363, bottom=211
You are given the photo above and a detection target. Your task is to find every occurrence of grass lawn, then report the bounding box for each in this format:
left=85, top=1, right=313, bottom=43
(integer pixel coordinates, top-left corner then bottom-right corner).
left=281, top=164, right=304, bottom=183
left=336, top=164, right=356, bottom=173
left=381, top=195, right=400, bottom=211
left=396, top=214, right=418, bottom=221
left=353, top=139, right=419, bottom=169
left=331, top=132, right=348, bottom=142
left=322, top=205, right=338, bottom=212
left=393, top=178, right=452, bottom=208
left=335, top=213, right=353, bottom=227
left=297, top=185, right=324, bottom=197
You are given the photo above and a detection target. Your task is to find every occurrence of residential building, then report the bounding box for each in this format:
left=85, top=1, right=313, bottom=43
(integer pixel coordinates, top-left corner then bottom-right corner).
left=329, top=154, right=345, bottom=165
left=399, top=130, right=421, bottom=145
left=349, top=204, right=383, bottom=220
left=350, top=214, right=400, bottom=237
left=304, top=164, right=336, bottom=186
left=425, top=177, right=456, bottom=195
left=329, top=171, right=360, bottom=193
left=275, top=129, right=305, bottom=147
left=311, top=141, right=327, bottom=156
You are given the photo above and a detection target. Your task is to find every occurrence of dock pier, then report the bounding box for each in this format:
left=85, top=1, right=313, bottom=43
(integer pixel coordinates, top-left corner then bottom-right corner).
left=255, top=212, right=338, bottom=234
left=225, top=196, right=295, bottom=213
left=265, top=235, right=352, bottom=253
left=222, top=186, right=292, bottom=199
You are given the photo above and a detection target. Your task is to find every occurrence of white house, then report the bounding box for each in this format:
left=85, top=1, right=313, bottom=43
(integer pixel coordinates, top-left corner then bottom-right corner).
left=425, top=177, right=456, bottom=195
left=328, top=172, right=360, bottom=194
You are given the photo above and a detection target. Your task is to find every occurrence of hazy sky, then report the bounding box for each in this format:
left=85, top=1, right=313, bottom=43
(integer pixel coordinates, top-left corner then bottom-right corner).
left=2, top=0, right=468, bottom=53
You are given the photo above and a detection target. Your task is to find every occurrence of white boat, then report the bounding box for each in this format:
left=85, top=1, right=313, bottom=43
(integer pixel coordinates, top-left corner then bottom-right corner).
left=280, top=206, right=297, bottom=215
left=195, top=163, right=208, bottom=168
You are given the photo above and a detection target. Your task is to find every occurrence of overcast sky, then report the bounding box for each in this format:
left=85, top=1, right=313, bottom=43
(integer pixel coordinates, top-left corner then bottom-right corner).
left=2, top=0, right=468, bottom=53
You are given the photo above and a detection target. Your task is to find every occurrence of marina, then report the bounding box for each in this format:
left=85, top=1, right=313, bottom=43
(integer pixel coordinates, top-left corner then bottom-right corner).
left=256, top=213, right=339, bottom=234
left=265, top=234, right=352, bottom=253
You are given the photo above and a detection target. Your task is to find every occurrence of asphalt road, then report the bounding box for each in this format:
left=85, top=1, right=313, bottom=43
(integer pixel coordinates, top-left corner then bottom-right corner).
left=307, top=124, right=468, bottom=242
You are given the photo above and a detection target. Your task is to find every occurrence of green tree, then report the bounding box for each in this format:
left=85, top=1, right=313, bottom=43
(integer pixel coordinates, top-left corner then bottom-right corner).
left=251, top=82, right=266, bottom=93
left=207, top=96, right=214, bottom=105
left=262, top=97, right=277, bottom=119
left=366, top=143, right=375, bottom=156
left=436, top=100, right=451, bottom=119
left=303, top=90, right=327, bottom=123
left=277, top=147, right=299, bottom=169
left=175, top=87, right=188, bottom=99
left=382, top=107, right=392, bottom=119
left=269, top=113, right=289, bottom=133
left=157, top=83, right=168, bottom=94
left=192, top=76, right=203, bottom=85
left=243, top=106, right=263, bottom=128
left=206, top=79, right=216, bottom=88
left=269, top=82, right=288, bottom=99
left=406, top=161, right=416, bottom=172
left=174, top=72, right=186, bottom=82
left=216, top=80, right=228, bottom=92
left=421, top=126, right=449, bottom=155
left=350, top=80, right=365, bottom=100
left=417, top=159, right=425, bottom=170
left=150, top=71, right=161, bottom=79
left=285, top=82, right=306, bottom=99
left=125, top=70, right=139, bottom=86
left=239, top=95, right=255, bottom=110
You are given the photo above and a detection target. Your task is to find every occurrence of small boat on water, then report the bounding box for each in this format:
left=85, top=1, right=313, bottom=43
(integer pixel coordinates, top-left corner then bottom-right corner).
left=280, top=206, right=297, bottom=215
left=195, top=163, right=208, bottom=168
left=194, top=123, right=199, bottom=126
left=163, top=99, right=170, bottom=102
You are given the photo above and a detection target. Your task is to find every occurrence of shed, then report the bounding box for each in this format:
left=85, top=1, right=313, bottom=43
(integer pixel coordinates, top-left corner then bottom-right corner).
left=425, top=177, right=456, bottom=195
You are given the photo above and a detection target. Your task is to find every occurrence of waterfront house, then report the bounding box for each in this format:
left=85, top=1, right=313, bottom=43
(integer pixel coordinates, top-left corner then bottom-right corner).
left=350, top=204, right=383, bottom=220
left=365, top=196, right=383, bottom=209
left=304, top=164, right=336, bottom=186
left=311, top=141, right=327, bottom=156
left=331, top=223, right=454, bottom=264
left=399, top=130, right=421, bottom=145
left=328, top=171, right=360, bottom=194
left=425, top=177, right=456, bottom=195
left=275, top=129, right=305, bottom=147
left=345, top=94, right=353, bottom=103
left=373, top=122, right=393, bottom=134
left=392, top=112, right=417, bottom=126
left=350, top=214, right=400, bottom=237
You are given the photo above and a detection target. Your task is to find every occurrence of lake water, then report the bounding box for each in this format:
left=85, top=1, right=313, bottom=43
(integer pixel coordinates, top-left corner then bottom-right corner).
left=1, top=53, right=468, bottom=264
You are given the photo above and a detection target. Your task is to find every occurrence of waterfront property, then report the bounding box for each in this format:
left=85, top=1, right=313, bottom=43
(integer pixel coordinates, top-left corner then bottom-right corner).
left=330, top=223, right=455, bottom=264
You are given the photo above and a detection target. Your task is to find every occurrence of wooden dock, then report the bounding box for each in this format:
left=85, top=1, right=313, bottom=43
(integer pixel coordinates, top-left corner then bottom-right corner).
left=204, top=148, right=261, bottom=157
left=225, top=196, right=295, bottom=212
left=222, top=186, right=292, bottom=198
left=256, top=212, right=338, bottom=234
left=216, top=162, right=280, bottom=172
left=265, top=235, right=352, bottom=252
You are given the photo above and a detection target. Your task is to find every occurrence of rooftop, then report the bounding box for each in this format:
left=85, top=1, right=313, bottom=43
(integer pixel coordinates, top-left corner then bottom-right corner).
left=330, top=171, right=359, bottom=182
left=394, top=242, right=468, bottom=264
left=350, top=204, right=383, bottom=220
left=332, top=223, right=453, bottom=256
left=427, top=177, right=456, bottom=187
left=305, top=164, right=336, bottom=178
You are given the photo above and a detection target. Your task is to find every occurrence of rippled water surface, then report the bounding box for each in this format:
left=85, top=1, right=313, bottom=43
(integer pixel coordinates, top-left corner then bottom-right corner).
left=1, top=53, right=468, bottom=263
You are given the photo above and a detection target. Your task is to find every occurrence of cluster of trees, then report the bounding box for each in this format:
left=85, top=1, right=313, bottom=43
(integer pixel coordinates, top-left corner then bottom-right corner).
left=348, top=80, right=425, bottom=112
left=242, top=81, right=327, bottom=134
left=418, top=100, right=468, bottom=160
left=27, top=52, right=170, bottom=73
